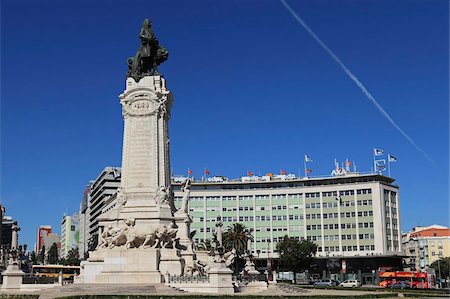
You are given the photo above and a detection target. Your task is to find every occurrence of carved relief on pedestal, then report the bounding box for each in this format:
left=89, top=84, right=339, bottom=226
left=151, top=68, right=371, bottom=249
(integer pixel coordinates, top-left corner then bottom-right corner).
left=96, top=219, right=180, bottom=250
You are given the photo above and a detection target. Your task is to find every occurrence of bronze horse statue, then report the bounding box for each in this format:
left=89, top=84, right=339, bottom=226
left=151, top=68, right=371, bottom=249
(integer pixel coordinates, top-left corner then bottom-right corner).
left=127, top=19, right=169, bottom=81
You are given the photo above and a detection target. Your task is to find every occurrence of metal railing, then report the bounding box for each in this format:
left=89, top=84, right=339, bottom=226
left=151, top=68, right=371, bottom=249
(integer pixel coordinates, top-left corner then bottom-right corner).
left=167, top=273, right=209, bottom=284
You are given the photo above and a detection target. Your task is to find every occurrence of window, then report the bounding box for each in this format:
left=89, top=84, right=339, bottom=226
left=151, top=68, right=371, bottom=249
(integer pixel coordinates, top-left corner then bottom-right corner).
left=339, top=190, right=355, bottom=196
left=357, top=189, right=372, bottom=195
left=223, top=196, right=236, bottom=201
left=305, top=192, right=320, bottom=198
left=206, top=196, right=220, bottom=201
left=322, top=191, right=337, bottom=197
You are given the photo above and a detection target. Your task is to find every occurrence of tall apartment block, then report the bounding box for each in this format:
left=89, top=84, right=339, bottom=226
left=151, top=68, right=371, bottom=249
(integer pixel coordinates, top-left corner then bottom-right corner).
left=78, top=167, right=121, bottom=259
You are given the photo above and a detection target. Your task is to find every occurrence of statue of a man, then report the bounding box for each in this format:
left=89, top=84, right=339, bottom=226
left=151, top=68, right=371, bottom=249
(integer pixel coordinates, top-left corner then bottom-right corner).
left=215, top=216, right=223, bottom=248
left=179, top=178, right=192, bottom=214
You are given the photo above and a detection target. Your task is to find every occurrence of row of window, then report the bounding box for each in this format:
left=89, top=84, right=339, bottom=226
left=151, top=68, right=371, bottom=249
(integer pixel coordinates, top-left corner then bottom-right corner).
left=183, top=188, right=373, bottom=203
left=318, top=245, right=376, bottom=252
left=239, top=216, right=254, bottom=222
left=323, top=224, right=339, bottom=230
left=272, top=205, right=287, bottom=210
left=385, top=212, right=398, bottom=219
left=359, top=233, right=375, bottom=240
left=359, top=222, right=374, bottom=228
left=386, top=223, right=399, bottom=230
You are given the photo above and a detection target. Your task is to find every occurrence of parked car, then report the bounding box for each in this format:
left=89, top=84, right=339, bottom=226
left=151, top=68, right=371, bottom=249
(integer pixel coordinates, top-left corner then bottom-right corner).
left=314, top=279, right=339, bottom=287
left=339, top=280, right=361, bottom=288
left=389, top=281, right=411, bottom=289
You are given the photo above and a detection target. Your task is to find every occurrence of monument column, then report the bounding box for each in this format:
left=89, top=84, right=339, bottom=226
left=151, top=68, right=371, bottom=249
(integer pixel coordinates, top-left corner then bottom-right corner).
left=78, top=19, right=183, bottom=285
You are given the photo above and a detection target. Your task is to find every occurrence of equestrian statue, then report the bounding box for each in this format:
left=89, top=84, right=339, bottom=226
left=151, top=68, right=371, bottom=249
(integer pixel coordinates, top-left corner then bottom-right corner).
left=127, top=19, right=169, bottom=82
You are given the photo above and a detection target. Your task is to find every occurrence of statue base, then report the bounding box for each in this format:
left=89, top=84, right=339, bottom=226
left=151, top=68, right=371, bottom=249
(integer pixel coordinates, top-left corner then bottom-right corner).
left=207, top=262, right=235, bottom=294
left=76, top=247, right=176, bottom=284
left=1, top=264, right=24, bottom=290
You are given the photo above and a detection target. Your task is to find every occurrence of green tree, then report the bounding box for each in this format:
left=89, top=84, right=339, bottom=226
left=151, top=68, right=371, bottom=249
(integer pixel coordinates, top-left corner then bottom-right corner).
left=47, top=243, right=59, bottom=264
left=276, top=235, right=318, bottom=283
left=30, top=251, right=38, bottom=265
left=430, top=257, right=450, bottom=279
left=222, top=223, right=253, bottom=254
left=38, top=245, right=46, bottom=264
left=65, top=248, right=80, bottom=266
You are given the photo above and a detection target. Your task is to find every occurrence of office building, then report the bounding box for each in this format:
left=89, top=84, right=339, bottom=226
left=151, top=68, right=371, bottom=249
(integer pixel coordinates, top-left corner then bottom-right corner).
left=172, top=170, right=403, bottom=284
left=60, top=212, right=80, bottom=258
left=36, top=225, right=52, bottom=253
left=78, top=167, right=121, bottom=258
left=79, top=185, right=91, bottom=259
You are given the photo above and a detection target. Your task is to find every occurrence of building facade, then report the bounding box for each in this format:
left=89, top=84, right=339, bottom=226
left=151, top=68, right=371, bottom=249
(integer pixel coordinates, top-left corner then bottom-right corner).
left=60, top=212, right=80, bottom=258
left=79, top=185, right=91, bottom=259
left=78, top=167, right=121, bottom=259
left=172, top=172, right=403, bottom=283
left=36, top=225, right=52, bottom=253
left=403, top=225, right=450, bottom=272
left=173, top=173, right=401, bottom=258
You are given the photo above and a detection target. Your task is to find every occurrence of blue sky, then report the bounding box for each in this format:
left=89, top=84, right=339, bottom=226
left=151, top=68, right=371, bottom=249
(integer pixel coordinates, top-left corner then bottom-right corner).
left=2, top=0, right=448, bottom=248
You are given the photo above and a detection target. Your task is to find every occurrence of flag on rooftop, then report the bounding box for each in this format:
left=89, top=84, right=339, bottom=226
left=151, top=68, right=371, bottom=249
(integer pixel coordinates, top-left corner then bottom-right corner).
left=388, top=155, right=397, bottom=162
left=280, top=169, right=287, bottom=175
left=247, top=171, right=254, bottom=177
left=187, top=169, right=192, bottom=176
left=374, top=148, right=384, bottom=156
left=306, top=169, right=312, bottom=173
left=204, top=169, right=210, bottom=175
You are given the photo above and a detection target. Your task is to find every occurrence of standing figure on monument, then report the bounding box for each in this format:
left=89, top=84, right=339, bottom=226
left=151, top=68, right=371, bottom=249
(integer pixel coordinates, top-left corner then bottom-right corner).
left=179, top=178, right=191, bottom=215
left=215, top=216, right=223, bottom=248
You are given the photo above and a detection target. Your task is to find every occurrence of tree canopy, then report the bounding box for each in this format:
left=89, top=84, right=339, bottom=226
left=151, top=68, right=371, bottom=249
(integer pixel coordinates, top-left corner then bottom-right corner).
left=430, top=257, right=450, bottom=279
left=61, top=248, right=80, bottom=266
left=47, top=243, right=59, bottom=264
left=222, top=223, right=253, bottom=254
left=276, top=235, right=318, bottom=273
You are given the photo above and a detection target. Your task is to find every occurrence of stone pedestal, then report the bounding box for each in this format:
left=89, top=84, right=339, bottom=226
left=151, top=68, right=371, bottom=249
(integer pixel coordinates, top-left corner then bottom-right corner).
left=174, top=213, right=195, bottom=266
left=159, top=249, right=183, bottom=279
left=207, top=263, right=234, bottom=294
left=1, top=264, right=24, bottom=290
left=78, top=248, right=163, bottom=284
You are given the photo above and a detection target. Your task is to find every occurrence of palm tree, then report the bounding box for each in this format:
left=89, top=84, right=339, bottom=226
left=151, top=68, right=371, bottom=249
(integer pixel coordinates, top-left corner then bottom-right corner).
left=222, top=223, right=253, bottom=254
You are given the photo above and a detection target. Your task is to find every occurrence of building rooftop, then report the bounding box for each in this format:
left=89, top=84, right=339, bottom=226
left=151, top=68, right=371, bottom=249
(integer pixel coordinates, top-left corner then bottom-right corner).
left=172, top=173, right=396, bottom=188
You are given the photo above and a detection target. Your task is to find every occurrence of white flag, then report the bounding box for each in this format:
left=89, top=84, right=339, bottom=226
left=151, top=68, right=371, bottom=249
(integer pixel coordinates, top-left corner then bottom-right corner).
left=304, top=154, right=312, bottom=162
left=373, top=148, right=384, bottom=156
left=388, top=154, right=397, bottom=162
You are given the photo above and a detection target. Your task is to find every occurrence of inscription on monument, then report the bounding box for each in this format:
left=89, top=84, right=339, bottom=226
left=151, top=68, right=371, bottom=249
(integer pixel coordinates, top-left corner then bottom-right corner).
left=127, top=117, right=154, bottom=188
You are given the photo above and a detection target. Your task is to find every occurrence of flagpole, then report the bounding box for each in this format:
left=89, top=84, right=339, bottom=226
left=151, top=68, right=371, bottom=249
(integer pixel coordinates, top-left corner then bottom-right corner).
left=304, top=156, right=307, bottom=178
left=373, top=152, right=376, bottom=175
left=387, top=155, right=391, bottom=177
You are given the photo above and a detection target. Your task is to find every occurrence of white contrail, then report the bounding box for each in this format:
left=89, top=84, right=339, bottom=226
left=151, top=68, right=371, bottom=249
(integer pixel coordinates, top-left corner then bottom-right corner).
left=280, top=0, right=436, bottom=166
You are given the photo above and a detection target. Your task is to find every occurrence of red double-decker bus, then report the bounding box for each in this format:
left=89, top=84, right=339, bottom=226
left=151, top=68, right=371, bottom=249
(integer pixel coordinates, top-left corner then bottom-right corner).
left=379, top=271, right=435, bottom=289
